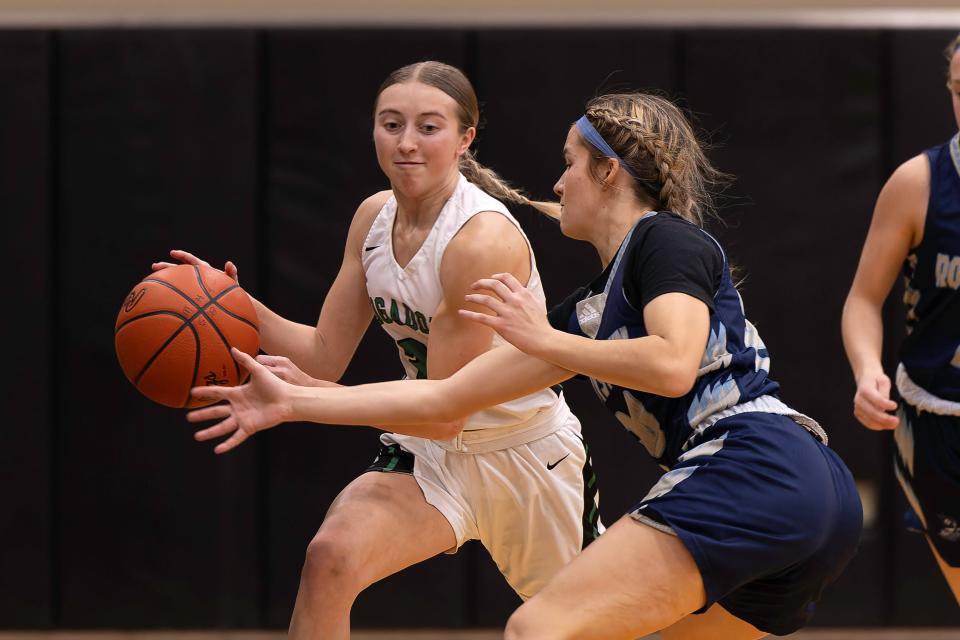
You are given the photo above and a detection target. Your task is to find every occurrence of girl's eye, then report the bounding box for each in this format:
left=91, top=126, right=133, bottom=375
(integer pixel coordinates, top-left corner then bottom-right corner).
left=421, top=124, right=439, bottom=133
left=384, top=122, right=401, bottom=131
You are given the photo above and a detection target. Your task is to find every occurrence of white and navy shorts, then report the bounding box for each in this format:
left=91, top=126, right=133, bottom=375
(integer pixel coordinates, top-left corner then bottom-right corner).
left=630, top=412, right=862, bottom=636
left=366, top=401, right=602, bottom=600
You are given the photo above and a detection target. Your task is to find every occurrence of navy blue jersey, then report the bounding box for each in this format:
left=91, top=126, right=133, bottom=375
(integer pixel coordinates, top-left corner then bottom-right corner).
left=548, top=211, right=780, bottom=468
left=901, top=133, right=960, bottom=401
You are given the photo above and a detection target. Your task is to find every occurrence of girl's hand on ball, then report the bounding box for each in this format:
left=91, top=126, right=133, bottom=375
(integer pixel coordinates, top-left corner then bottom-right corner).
left=152, top=249, right=239, bottom=285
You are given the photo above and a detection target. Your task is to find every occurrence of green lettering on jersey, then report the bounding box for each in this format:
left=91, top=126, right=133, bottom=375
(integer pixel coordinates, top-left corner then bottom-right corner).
left=389, top=299, right=404, bottom=325
left=373, top=297, right=391, bottom=324
left=415, top=311, right=430, bottom=334
left=402, top=303, right=420, bottom=331
left=397, top=338, right=428, bottom=379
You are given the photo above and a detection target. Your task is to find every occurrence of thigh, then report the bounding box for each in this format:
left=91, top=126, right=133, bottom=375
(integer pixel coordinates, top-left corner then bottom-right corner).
left=508, top=516, right=705, bottom=640
left=317, top=470, right=457, bottom=589
left=660, top=604, right=766, bottom=640
left=477, top=422, right=602, bottom=599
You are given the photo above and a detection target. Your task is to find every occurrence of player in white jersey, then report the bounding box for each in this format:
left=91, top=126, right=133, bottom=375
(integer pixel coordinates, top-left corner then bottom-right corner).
left=155, top=61, right=600, bottom=639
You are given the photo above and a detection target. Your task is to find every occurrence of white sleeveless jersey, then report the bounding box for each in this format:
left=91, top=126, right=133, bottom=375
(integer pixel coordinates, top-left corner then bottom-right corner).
left=362, top=174, right=558, bottom=431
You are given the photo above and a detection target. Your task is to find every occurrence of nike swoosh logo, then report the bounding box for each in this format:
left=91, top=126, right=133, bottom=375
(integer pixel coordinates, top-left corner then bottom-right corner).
left=546, top=453, right=570, bottom=471
left=364, top=245, right=381, bottom=252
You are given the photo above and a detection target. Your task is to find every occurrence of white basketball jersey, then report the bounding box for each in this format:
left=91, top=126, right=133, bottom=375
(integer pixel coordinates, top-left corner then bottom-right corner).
left=362, top=174, right=558, bottom=431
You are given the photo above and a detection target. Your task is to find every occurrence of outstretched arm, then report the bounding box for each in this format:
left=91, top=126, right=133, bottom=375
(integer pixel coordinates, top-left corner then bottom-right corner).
left=189, top=344, right=574, bottom=454
left=841, top=154, right=928, bottom=431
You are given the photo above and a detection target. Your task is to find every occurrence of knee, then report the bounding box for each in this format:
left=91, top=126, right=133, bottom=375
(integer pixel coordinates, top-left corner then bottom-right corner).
left=301, top=531, right=359, bottom=593
left=505, top=603, right=570, bottom=640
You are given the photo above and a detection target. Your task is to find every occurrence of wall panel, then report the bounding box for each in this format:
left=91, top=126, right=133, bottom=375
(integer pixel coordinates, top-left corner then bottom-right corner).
left=0, top=29, right=53, bottom=627
left=56, top=29, right=260, bottom=626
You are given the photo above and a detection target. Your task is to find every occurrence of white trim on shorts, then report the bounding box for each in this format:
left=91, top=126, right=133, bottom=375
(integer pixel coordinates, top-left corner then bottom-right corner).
left=897, top=363, right=960, bottom=417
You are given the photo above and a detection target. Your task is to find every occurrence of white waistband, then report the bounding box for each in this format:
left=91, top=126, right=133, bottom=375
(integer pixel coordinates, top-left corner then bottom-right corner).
left=897, top=363, right=960, bottom=416
left=682, top=394, right=828, bottom=451
left=434, top=393, right=572, bottom=454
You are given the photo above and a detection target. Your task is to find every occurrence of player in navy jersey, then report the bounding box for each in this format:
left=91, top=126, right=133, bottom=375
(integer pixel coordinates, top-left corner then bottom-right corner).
left=842, top=33, right=960, bottom=603
left=191, top=92, right=862, bottom=639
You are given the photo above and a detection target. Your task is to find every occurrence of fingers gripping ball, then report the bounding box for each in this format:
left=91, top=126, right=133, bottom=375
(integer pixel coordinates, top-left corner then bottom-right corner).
left=115, top=264, right=260, bottom=408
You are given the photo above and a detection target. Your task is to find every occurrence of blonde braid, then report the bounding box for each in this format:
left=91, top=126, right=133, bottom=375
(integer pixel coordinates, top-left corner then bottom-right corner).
left=584, top=95, right=722, bottom=227
left=459, top=150, right=561, bottom=220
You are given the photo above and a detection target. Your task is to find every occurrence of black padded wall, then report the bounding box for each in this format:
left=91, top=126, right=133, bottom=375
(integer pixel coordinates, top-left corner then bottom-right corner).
left=0, top=30, right=52, bottom=627
left=55, top=30, right=260, bottom=626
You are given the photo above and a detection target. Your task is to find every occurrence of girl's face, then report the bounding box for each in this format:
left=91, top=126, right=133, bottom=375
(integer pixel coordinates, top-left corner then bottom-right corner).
left=951, top=50, right=960, bottom=131
left=553, top=127, right=605, bottom=242
left=373, top=81, right=474, bottom=198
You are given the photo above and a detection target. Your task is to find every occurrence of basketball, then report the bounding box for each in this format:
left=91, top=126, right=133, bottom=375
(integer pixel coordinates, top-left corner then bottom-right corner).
left=115, top=264, right=260, bottom=408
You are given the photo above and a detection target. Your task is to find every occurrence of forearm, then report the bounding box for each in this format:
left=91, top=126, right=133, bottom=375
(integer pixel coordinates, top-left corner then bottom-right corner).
left=252, top=299, right=349, bottom=381
left=289, top=379, right=457, bottom=427
left=294, top=378, right=462, bottom=438
left=529, top=328, right=696, bottom=398
left=841, top=294, right=886, bottom=382
left=287, top=345, right=572, bottom=427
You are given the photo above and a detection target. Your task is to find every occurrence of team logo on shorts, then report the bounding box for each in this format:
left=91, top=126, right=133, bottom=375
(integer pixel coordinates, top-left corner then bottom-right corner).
left=937, top=514, right=960, bottom=542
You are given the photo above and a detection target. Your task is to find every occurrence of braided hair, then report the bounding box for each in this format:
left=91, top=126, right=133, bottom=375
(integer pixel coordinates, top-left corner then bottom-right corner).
left=577, top=93, right=726, bottom=227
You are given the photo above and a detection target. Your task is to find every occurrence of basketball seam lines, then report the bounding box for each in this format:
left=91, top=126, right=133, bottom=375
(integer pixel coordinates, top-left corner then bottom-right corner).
left=192, top=266, right=243, bottom=383
left=130, top=276, right=248, bottom=400
left=115, top=309, right=190, bottom=334
left=186, top=317, right=202, bottom=409
left=133, top=320, right=200, bottom=387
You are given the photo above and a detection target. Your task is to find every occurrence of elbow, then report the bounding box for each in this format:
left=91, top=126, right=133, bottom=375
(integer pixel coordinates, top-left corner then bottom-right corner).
left=658, top=368, right=698, bottom=398
left=432, top=417, right=466, bottom=440
left=428, top=387, right=472, bottom=436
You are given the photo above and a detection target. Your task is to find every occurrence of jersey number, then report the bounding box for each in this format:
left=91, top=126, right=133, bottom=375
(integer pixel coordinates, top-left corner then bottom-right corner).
left=398, top=338, right=428, bottom=379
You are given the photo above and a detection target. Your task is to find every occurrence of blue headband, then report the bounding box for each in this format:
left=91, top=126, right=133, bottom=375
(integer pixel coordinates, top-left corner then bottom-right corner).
left=575, top=115, right=640, bottom=180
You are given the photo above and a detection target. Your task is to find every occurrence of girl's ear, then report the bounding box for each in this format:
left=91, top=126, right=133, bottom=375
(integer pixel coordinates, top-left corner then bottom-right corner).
left=458, top=126, right=477, bottom=156
left=601, top=158, right=620, bottom=189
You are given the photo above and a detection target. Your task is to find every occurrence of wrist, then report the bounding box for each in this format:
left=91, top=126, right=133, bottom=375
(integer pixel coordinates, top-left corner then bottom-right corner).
left=854, top=361, right=885, bottom=385
left=526, top=327, right=562, bottom=361
left=285, top=383, right=309, bottom=422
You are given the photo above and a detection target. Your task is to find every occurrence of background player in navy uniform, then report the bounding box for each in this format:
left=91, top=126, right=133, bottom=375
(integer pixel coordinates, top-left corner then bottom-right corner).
left=842, top=33, right=960, bottom=603
left=191, top=91, right=863, bottom=639
left=155, top=61, right=600, bottom=639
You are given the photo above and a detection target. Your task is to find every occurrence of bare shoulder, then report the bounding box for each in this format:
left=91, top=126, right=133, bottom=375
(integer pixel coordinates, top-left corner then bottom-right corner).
left=886, top=154, right=930, bottom=196
left=876, top=154, right=929, bottom=245
left=446, top=210, right=528, bottom=262
left=344, top=190, right=393, bottom=250
left=441, top=211, right=531, bottom=288
left=352, top=190, right=393, bottom=229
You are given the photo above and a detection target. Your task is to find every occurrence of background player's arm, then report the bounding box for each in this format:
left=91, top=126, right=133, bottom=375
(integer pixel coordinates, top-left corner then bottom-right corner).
left=841, top=154, right=928, bottom=430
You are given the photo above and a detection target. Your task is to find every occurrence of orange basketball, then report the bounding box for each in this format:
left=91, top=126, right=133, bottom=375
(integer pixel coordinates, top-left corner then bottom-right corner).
left=115, top=264, right=260, bottom=408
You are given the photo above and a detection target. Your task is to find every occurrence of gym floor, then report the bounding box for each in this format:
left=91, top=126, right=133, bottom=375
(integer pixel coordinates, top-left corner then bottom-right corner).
left=1, top=631, right=959, bottom=639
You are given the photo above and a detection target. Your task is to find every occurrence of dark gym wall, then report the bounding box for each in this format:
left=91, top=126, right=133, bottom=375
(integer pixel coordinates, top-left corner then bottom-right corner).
left=2, top=26, right=958, bottom=629
left=1, top=30, right=52, bottom=626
